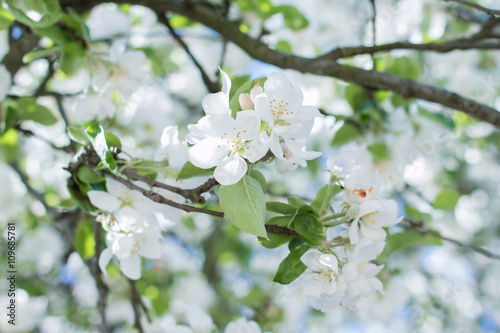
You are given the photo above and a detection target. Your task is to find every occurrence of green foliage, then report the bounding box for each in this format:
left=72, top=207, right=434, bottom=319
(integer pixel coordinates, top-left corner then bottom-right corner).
left=258, top=232, right=293, bottom=248
left=249, top=168, right=267, bottom=193
left=290, top=211, right=324, bottom=245
left=266, top=201, right=297, bottom=215
left=275, top=40, right=292, bottom=53
left=85, top=123, right=121, bottom=173
left=74, top=217, right=96, bottom=260
left=273, top=245, right=309, bottom=284
left=385, top=56, right=421, bottom=80
left=16, top=97, right=58, bottom=126
left=344, top=84, right=370, bottom=112
left=311, top=184, right=341, bottom=214
left=418, top=107, right=455, bottom=130
left=269, top=5, right=309, bottom=31
left=5, top=0, right=62, bottom=28
left=229, top=77, right=267, bottom=117
left=331, top=122, right=361, bottom=147
left=0, top=8, right=14, bottom=30
left=219, top=175, right=267, bottom=238
left=381, top=230, right=442, bottom=260
left=23, top=46, right=63, bottom=64
left=177, top=161, right=216, bottom=180
left=0, top=128, right=19, bottom=162
left=434, top=189, right=461, bottom=210
left=287, top=196, right=305, bottom=207
left=67, top=125, right=91, bottom=144
left=367, top=142, right=390, bottom=162
left=77, top=165, right=105, bottom=184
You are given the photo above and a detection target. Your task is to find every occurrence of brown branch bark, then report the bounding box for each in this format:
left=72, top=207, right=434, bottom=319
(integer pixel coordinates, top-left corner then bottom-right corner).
left=122, top=169, right=218, bottom=204
left=402, top=221, right=500, bottom=261
left=65, top=0, right=500, bottom=128
left=443, top=0, right=500, bottom=16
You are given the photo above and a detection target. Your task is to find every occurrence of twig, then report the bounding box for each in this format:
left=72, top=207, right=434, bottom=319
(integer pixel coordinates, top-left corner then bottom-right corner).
left=15, top=124, right=73, bottom=153
left=105, top=172, right=225, bottom=217
left=122, top=169, right=219, bottom=204
left=9, top=161, right=61, bottom=216
left=157, top=11, right=219, bottom=93
left=88, top=220, right=110, bottom=333
left=369, top=0, right=377, bottom=70
left=443, top=0, right=500, bottom=16
left=402, top=221, right=500, bottom=260
left=129, top=279, right=146, bottom=333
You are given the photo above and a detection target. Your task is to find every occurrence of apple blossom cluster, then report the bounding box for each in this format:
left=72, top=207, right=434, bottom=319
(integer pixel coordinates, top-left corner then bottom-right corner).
left=88, top=178, right=183, bottom=279
left=187, top=70, right=323, bottom=185
left=297, top=155, right=403, bottom=312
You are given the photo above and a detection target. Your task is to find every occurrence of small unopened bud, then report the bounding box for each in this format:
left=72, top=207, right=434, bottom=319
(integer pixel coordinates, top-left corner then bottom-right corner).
left=239, top=93, right=253, bottom=110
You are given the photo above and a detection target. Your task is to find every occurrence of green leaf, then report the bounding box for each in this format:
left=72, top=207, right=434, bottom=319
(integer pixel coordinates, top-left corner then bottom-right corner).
left=74, top=217, right=96, bottom=260
left=59, top=42, right=86, bottom=76
left=275, top=40, right=292, bottom=53
left=228, top=75, right=250, bottom=100
left=291, top=213, right=325, bottom=245
left=85, top=123, right=117, bottom=172
left=418, top=107, right=455, bottom=130
left=331, top=122, right=361, bottom=147
left=266, top=201, right=297, bottom=215
left=219, top=175, right=267, bottom=237
left=104, top=132, right=122, bottom=149
left=344, top=84, right=369, bottom=112
left=288, top=237, right=305, bottom=251
left=5, top=0, right=62, bottom=28
left=67, top=125, right=90, bottom=144
left=0, top=128, right=19, bottom=162
left=18, top=97, right=58, bottom=126
left=434, top=189, right=461, bottom=210
left=258, top=233, right=293, bottom=249
left=287, top=196, right=305, bottom=207
left=249, top=169, right=266, bottom=193
left=23, top=46, right=63, bottom=63
left=269, top=5, right=309, bottom=31
left=266, top=215, right=294, bottom=227
left=382, top=231, right=442, bottom=259
left=177, top=161, right=215, bottom=180
left=311, top=184, right=341, bottom=214
left=229, top=77, right=267, bottom=117
left=273, top=245, right=309, bottom=284
left=3, top=106, right=20, bottom=132
left=367, top=142, right=390, bottom=162
left=0, top=8, right=15, bottom=30
left=386, top=56, right=421, bottom=80
left=77, top=165, right=105, bottom=184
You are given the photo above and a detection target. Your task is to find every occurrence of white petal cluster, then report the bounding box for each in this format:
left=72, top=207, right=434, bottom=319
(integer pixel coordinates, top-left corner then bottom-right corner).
left=187, top=70, right=323, bottom=185
left=298, top=153, right=403, bottom=311
left=88, top=178, right=168, bottom=279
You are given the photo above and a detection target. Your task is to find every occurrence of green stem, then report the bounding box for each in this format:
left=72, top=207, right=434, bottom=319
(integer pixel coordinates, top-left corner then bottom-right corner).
left=322, top=219, right=347, bottom=228
left=322, top=211, right=347, bottom=222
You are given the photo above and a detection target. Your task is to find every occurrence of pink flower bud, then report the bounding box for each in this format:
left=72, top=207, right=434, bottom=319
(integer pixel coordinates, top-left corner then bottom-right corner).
left=238, top=93, right=253, bottom=110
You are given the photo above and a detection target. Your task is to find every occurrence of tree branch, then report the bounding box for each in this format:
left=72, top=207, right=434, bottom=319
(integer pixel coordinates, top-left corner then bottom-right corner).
left=65, top=0, right=500, bottom=128
left=443, top=0, right=500, bottom=16
left=104, top=171, right=225, bottom=217
left=156, top=11, right=219, bottom=93
left=129, top=279, right=146, bottom=333
left=122, top=168, right=218, bottom=204
left=402, top=221, right=500, bottom=260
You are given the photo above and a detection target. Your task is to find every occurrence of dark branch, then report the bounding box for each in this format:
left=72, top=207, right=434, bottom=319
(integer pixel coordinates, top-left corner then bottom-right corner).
left=157, top=11, right=219, bottom=93
left=443, top=0, right=500, bottom=16
left=65, top=0, right=500, bottom=128
left=129, top=279, right=146, bottom=333
left=105, top=172, right=225, bottom=217
left=122, top=169, right=218, bottom=204
left=402, top=221, right=500, bottom=260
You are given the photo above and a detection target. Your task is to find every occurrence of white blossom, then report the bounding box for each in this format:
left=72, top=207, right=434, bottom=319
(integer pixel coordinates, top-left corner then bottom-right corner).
left=224, top=317, right=261, bottom=333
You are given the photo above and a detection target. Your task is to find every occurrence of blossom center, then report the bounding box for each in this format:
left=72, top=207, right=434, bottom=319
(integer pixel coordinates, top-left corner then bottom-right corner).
left=270, top=99, right=292, bottom=121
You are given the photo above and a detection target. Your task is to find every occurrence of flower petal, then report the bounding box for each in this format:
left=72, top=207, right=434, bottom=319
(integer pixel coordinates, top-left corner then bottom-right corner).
left=269, top=133, right=284, bottom=160
left=235, top=110, right=260, bottom=141
left=189, top=138, right=230, bottom=169
left=246, top=131, right=271, bottom=163
left=98, top=247, right=113, bottom=276
left=88, top=190, right=121, bottom=212
left=119, top=252, right=142, bottom=280
left=213, top=155, right=247, bottom=185
left=160, top=125, right=180, bottom=147
left=300, top=249, right=324, bottom=271
left=253, top=94, right=273, bottom=123
left=202, top=92, right=230, bottom=115
left=137, top=231, right=162, bottom=259
left=220, top=67, right=231, bottom=97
